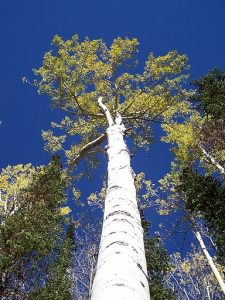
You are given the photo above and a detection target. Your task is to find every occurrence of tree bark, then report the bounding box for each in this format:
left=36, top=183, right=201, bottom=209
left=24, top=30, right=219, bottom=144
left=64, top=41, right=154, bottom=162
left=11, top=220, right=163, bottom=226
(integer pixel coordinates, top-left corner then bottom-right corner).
left=200, top=145, right=225, bottom=175
left=189, top=216, right=225, bottom=295
left=91, top=99, right=150, bottom=300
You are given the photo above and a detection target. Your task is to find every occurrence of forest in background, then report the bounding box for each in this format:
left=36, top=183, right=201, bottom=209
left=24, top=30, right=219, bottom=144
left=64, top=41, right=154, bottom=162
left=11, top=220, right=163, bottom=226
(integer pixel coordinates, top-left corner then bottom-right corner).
left=0, top=35, right=225, bottom=299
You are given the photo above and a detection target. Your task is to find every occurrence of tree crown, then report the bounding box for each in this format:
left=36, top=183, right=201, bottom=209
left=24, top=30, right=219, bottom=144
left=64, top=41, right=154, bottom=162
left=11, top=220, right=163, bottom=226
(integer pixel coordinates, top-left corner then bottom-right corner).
left=33, top=35, right=190, bottom=166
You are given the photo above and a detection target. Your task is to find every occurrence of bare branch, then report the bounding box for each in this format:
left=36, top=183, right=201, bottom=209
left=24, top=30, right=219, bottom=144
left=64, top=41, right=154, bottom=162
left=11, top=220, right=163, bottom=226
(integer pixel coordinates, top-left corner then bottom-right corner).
left=69, top=133, right=106, bottom=166
left=64, top=106, right=104, bottom=118
left=121, top=90, right=143, bottom=115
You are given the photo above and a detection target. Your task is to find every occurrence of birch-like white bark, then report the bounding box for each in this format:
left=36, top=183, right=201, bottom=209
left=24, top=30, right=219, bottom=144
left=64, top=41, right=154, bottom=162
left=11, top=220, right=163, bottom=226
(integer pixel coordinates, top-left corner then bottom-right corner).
left=190, top=216, right=225, bottom=295
left=91, top=99, right=150, bottom=300
left=171, top=274, right=190, bottom=300
left=98, top=97, right=114, bottom=127
left=200, top=145, right=225, bottom=175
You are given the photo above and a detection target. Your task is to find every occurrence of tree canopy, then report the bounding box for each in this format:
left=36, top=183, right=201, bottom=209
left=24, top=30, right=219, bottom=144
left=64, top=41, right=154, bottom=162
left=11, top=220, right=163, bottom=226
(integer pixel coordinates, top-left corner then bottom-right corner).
left=33, top=35, right=190, bottom=168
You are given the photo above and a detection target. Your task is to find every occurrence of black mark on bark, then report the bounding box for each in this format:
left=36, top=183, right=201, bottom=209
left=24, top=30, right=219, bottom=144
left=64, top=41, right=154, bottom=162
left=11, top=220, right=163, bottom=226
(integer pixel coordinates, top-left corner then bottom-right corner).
left=105, top=210, right=133, bottom=220
left=137, top=263, right=148, bottom=279
left=108, top=231, right=127, bottom=235
left=140, top=281, right=145, bottom=288
left=105, top=218, right=135, bottom=229
left=115, top=283, right=125, bottom=287
left=106, top=241, right=129, bottom=249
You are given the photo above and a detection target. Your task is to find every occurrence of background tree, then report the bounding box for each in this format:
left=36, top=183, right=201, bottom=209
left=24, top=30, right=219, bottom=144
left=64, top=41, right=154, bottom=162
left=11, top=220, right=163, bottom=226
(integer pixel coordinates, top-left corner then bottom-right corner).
left=0, top=157, right=74, bottom=299
left=140, top=211, right=176, bottom=300
left=162, top=68, right=225, bottom=176
left=191, top=68, right=225, bottom=119
left=157, top=68, right=225, bottom=294
left=177, top=168, right=225, bottom=264
left=157, top=166, right=225, bottom=294
left=168, top=247, right=225, bottom=300
left=71, top=222, right=101, bottom=300
left=191, top=68, right=225, bottom=174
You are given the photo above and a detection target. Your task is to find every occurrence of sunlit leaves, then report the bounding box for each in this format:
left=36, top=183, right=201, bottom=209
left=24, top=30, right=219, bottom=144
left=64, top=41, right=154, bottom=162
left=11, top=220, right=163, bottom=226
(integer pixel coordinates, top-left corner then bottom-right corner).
left=162, top=117, right=201, bottom=165
left=157, top=166, right=182, bottom=215
left=134, top=172, right=156, bottom=209
left=33, top=35, right=190, bottom=166
left=42, top=130, right=66, bottom=153
left=60, top=206, right=71, bottom=215
left=0, top=164, right=35, bottom=217
left=144, top=51, right=189, bottom=81
left=109, top=37, right=139, bottom=70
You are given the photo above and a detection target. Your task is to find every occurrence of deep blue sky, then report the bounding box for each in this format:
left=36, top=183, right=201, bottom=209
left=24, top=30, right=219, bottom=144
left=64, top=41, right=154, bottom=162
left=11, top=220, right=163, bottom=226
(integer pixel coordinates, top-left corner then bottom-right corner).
left=1, top=0, right=225, bottom=252
left=1, top=0, right=225, bottom=169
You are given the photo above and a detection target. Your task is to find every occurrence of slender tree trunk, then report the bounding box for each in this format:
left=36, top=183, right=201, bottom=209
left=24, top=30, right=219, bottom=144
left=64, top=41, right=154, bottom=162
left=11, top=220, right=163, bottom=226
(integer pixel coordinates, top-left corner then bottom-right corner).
left=189, top=215, right=225, bottom=295
left=200, top=145, right=225, bottom=175
left=91, top=99, right=150, bottom=300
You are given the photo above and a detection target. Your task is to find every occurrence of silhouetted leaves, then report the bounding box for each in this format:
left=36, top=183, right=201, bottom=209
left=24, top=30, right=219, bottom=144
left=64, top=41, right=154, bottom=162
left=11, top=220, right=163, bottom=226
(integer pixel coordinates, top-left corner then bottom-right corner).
left=191, top=68, right=225, bottom=119
left=178, top=168, right=225, bottom=263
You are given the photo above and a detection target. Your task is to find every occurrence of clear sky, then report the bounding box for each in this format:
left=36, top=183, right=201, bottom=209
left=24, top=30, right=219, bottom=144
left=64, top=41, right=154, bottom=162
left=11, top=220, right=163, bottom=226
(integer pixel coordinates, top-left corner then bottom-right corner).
left=1, top=0, right=225, bottom=252
left=1, top=0, right=225, bottom=168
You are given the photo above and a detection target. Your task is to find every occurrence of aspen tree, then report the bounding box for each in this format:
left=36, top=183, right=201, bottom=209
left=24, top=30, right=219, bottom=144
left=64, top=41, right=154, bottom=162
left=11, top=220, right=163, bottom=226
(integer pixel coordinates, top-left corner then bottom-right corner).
left=169, top=248, right=224, bottom=300
left=33, top=35, right=190, bottom=299
left=162, top=68, right=225, bottom=176
left=158, top=168, right=225, bottom=295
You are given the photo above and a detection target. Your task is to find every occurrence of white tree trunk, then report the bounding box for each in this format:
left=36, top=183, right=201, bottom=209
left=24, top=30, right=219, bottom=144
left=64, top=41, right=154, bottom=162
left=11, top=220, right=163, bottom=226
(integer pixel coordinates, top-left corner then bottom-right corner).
left=190, top=217, right=225, bottom=295
left=200, top=145, right=225, bottom=175
left=91, top=106, right=150, bottom=299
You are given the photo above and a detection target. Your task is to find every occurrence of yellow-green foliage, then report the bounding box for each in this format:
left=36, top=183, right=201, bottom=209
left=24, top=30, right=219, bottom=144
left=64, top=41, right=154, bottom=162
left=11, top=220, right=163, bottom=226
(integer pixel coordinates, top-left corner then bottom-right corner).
left=60, top=206, right=71, bottom=215
left=0, top=158, right=73, bottom=299
left=144, top=51, right=189, bottom=80
left=157, top=165, right=182, bottom=215
left=162, top=112, right=202, bottom=165
left=34, top=35, right=190, bottom=165
left=0, top=162, right=69, bottom=218
left=0, top=164, right=35, bottom=216
left=134, top=172, right=156, bottom=209
left=161, top=106, right=225, bottom=175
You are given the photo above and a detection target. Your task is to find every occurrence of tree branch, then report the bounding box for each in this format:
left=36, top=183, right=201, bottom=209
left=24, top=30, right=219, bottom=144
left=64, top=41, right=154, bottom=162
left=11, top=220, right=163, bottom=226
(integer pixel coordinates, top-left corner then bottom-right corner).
left=98, top=97, right=114, bottom=126
left=64, top=106, right=104, bottom=118
left=121, top=90, right=143, bottom=115
left=69, top=133, right=106, bottom=166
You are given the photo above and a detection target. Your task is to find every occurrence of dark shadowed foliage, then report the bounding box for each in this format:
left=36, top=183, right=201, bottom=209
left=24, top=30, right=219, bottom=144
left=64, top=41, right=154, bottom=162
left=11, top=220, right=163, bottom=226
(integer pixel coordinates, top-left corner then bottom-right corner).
left=0, top=157, right=74, bottom=299
left=178, top=168, right=225, bottom=264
